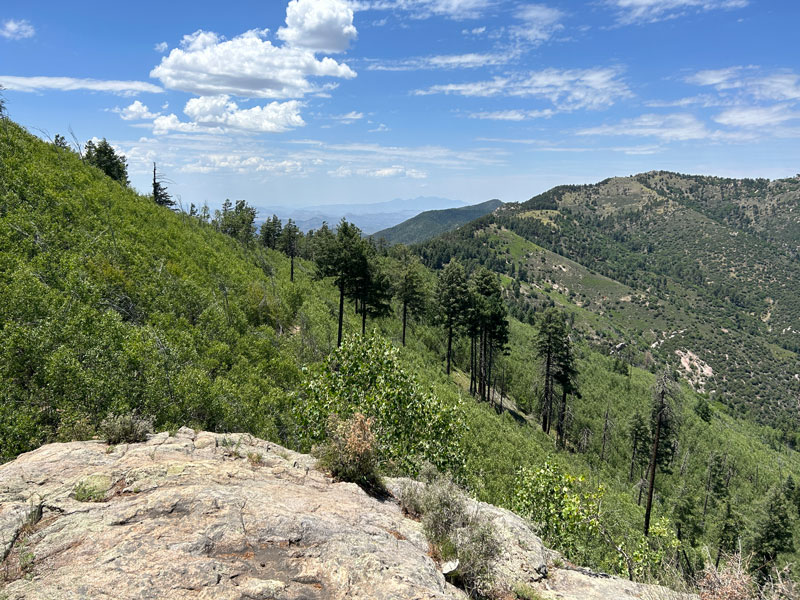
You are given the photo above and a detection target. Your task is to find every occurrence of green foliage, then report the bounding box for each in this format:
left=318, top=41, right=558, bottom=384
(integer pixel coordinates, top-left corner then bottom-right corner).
left=84, top=138, right=128, bottom=185
left=513, top=463, right=602, bottom=558
left=297, top=334, right=466, bottom=475
left=99, top=413, right=153, bottom=444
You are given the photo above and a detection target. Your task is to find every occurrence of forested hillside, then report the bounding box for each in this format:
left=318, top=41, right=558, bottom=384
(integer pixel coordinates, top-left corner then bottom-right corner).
left=417, top=174, right=800, bottom=432
left=3, top=118, right=800, bottom=595
left=373, top=199, right=503, bottom=245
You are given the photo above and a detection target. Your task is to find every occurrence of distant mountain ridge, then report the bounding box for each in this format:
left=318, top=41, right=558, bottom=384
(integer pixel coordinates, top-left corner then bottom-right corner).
left=373, top=199, right=503, bottom=245
left=256, top=196, right=465, bottom=234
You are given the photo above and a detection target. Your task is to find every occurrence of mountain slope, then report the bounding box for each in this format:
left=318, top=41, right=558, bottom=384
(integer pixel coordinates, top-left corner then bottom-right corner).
left=416, top=172, right=800, bottom=430
left=373, top=199, right=503, bottom=245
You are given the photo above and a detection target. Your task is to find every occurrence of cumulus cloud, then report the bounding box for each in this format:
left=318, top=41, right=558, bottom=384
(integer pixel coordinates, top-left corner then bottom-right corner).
left=0, top=75, right=162, bottom=95
left=277, top=0, right=357, bottom=52
left=182, top=154, right=303, bottom=174
left=114, top=100, right=161, bottom=120
left=607, top=0, right=748, bottom=25
left=150, top=28, right=356, bottom=98
left=154, top=41, right=168, bottom=53
left=1, top=19, right=34, bottom=40
left=415, top=67, right=630, bottom=111
left=183, top=95, right=305, bottom=132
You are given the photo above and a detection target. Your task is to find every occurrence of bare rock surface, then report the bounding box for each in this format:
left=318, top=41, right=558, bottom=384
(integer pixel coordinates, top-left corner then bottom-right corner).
left=0, top=429, right=694, bottom=600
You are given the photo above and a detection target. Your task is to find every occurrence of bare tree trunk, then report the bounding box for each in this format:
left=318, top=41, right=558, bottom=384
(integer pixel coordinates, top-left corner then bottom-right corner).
left=629, top=432, right=638, bottom=483
left=557, top=387, right=568, bottom=448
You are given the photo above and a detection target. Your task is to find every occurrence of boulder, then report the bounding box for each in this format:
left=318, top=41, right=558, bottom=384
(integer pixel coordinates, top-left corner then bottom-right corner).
left=0, top=429, right=695, bottom=600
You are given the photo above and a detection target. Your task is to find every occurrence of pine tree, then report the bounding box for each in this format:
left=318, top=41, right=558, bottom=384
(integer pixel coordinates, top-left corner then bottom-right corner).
left=85, top=138, right=128, bottom=184
left=152, top=162, right=174, bottom=208
left=279, top=219, right=301, bottom=281
left=436, top=260, right=469, bottom=375
left=315, top=219, right=366, bottom=347
left=644, top=369, right=681, bottom=536
left=749, top=485, right=794, bottom=581
left=259, top=215, right=282, bottom=250
left=394, top=254, right=427, bottom=346
left=535, top=308, right=569, bottom=434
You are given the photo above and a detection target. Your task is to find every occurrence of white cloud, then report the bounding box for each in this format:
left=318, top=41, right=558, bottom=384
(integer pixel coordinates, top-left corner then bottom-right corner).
left=512, top=4, right=564, bottom=43
left=462, top=26, right=486, bottom=35
left=578, top=112, right=715, bottom=141
left=152, top=114, right=202, bottom=135
left=356, top=0, right=493, bottom=20
left=714, top=104, right=800, bottom=128
left=277, top=0, right=357, bottom=53
left=171, top=95, right=306, bottom=133
left=331, top=111, right=364, bottom=123
left=415, top=67, right=630, bottom=111
left=1, top=19, right=34, bottom=40
left=328, top=164, right=427, bottom=178
left=469, top=109, right=555, bottom=120
left=154, top=41, right=168, bottom=53
left=0, top=75, right=163, bottom=95
left=608, top=0, right=748, bottom=25
left=150, top=28, right=356, bottom=98
left=115, top=100, right=161, bottom=120
left=367, top=51, right=511, bottom=71
left=369, top=123, right=390, bottom=132
left=182, top=154, right=303, bottom=174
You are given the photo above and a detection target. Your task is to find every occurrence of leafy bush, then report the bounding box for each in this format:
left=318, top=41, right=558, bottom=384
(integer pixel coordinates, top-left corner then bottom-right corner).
left=99, top=413, right=153, bottom=444
left=297, top=334, right=466, bottom=475
left=313, top=412, right=383, bottom=495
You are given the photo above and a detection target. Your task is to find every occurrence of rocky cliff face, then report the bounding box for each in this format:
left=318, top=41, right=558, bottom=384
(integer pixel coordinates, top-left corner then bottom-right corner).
left=0, top=429, right=692, bottom=599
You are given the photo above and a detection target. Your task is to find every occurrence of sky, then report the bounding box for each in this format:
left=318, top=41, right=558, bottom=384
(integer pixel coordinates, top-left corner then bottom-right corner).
left=2, top=0, right=799, bottom=210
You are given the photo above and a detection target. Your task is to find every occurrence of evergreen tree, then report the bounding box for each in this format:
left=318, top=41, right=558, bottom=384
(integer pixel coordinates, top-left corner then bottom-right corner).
left=470, top=268, right=509, bottom=403
left=260, top=215, right=282, bottom=250
left=85, top=138, right=128, bottom=184
left=644, top=369, right=681, bottom=536
left=279, top=218, right=301, bottom=282
left=436, top=260, right=469, bottom=375
left=628, top=411, right=650, bottom=483
left=393, top=252, right=427, bottom=346
left=213, top=199, right=257, bottom=245
left=358, top=253, right=393, bottom=335
left=535, top=308, right=569, bottom=434
left=152, top=162, right=174, bottom=208
left=749, top=485, right=794, bottom=581
left=315, top=219, right=366, bottom=347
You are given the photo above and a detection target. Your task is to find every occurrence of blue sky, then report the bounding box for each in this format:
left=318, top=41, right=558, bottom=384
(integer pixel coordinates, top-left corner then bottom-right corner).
left=2, top=0, right=799, bottom=209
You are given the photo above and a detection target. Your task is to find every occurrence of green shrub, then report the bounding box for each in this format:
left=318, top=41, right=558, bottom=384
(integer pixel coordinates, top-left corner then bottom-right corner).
left=314, top=413, right=384, bottom=495
left=297, top=334, right=466, bottom=475
left=99, top=413, right=153, bottom=445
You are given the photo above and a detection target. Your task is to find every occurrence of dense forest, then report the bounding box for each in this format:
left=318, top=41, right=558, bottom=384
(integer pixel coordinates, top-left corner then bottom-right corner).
left=3, top=114, right=800, bottom=597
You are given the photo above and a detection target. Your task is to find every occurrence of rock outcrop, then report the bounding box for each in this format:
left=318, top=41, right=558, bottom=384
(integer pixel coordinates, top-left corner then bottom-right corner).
left=0, top=429, right=692, bottom=599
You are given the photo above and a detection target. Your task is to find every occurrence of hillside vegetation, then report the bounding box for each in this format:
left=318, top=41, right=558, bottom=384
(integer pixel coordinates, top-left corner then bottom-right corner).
left=373, top=199, right=503, bottom=245
left=3, top=118, right=800, bottom=594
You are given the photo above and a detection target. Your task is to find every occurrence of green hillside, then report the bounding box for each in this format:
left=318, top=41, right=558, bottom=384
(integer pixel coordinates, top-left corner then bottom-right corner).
left=417, top=174, right=800, bottom=432
left=3, top=119, right=800, bottom=591
left=373, top=198, right=503, bottom=245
